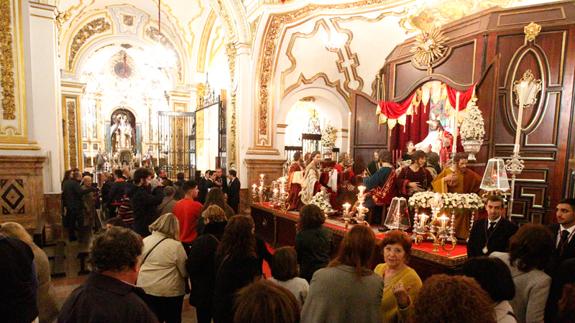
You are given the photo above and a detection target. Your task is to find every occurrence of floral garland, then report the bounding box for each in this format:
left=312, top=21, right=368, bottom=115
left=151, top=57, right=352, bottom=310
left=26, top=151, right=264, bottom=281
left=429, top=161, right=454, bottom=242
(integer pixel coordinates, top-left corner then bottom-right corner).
left=309, top=189, right=335, bottom=215
left=460, top=104, right=485, bottom=140
left=321, top=124, right=337, bottom=149
left=409, top=192, right=484, bottom=210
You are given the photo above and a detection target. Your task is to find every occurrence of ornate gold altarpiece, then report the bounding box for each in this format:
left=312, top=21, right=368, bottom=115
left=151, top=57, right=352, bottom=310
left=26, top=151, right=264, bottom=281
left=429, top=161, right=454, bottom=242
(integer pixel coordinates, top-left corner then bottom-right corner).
left=0, top=0, right=46, bottom=231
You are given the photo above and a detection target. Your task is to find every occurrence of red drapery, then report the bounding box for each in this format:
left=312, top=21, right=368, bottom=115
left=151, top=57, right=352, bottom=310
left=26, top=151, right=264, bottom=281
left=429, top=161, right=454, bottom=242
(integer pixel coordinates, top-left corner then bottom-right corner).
left=390, top=100, right=431, bottom=162
left=446, top=84, right=475, bottom=111
left=378, top=83, right=476, bottom=163
left=378, top=93, right=416, bottom=119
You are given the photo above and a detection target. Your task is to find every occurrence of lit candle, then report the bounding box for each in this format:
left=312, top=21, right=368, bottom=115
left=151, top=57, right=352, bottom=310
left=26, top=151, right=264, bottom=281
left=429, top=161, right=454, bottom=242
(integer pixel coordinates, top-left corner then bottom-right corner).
left=343, top=202, right=351, bottom=217
left=260, top=174, right=265, bottom=180
left=419, top=213, right=429, bottom=229
left=358, top=185, right=366, bottom=195
left=439, top=214, right=450, bottom=230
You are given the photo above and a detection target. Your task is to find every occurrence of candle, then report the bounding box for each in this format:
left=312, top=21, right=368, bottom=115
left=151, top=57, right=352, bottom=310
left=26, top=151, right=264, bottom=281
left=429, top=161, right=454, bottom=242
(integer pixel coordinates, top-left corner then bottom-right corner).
left=252, top=184, right=257, bottom=193
left=343, top=202, right=351, bottom=217
left=260, top=174, right=265, bottom=180
left=358, top=185, right=366, bottom=195
left=439, top=214, right=450, bottom=229
left=419, top=213, right=429, bottom=229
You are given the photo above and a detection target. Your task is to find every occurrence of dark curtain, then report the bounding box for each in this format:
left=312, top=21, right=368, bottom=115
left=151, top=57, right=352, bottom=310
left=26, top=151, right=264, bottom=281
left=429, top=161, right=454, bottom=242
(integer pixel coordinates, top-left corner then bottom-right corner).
left=390, top=100, right=431, bottom=163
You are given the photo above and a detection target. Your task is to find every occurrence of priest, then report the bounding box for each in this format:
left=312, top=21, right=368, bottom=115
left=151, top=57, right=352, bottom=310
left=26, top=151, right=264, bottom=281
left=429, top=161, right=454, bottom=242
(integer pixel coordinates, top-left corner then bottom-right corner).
left=432, top=153, right=482, bottom=239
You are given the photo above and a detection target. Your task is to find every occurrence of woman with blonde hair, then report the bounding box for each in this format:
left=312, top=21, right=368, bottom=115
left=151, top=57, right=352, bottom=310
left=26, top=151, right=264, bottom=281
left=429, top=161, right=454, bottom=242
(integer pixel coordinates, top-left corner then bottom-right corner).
left=137, top=213, right=188, bottom=323
left=0, top=222, right=59, bottom=322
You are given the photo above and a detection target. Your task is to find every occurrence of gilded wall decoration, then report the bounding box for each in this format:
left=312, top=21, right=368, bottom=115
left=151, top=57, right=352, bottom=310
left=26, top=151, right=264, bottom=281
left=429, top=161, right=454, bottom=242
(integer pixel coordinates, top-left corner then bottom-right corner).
left=410, top=27, right=449, bottom=73
left=62, top=95, right=82, bottom=170
left=0, top=0, right=16, bottom=120
left=0, top=0, right=33, bottom=148
left=524, top=22, right=541, bottom=43
left=68, top=17, right=111, bottom=70
left=225, top=42, right=237, bottom=170
left=256, top=0, right=397, bottom=147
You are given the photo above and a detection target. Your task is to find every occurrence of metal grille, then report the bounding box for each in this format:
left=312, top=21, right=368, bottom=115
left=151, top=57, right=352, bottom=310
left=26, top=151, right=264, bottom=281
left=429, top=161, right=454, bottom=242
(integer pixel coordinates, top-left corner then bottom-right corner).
left=158, top=111, right=196, bottom=180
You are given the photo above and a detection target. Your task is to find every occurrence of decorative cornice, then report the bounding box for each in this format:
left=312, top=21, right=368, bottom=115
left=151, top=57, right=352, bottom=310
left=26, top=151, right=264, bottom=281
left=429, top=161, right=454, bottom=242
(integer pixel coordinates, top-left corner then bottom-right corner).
left=68, top=17, right=111, bottom=70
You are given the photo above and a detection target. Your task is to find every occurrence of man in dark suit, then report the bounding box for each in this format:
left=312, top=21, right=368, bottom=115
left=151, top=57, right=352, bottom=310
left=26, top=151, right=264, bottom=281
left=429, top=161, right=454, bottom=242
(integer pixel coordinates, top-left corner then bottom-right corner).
left=467, top=195, right=517, bottom=257
left=213, top=168, right=228, bottom=194
left=545, top=198, right=575, bottom=322
left=227, top=169, right=241, bottom=214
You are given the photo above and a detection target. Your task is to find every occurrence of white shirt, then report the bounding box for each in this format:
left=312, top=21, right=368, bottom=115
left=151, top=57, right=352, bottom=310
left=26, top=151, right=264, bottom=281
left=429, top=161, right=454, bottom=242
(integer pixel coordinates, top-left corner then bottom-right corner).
left=137, top=231, right=188, bottom=297
left=269, top=276, right=309, bottom=306
left=557, top=224, right=575, bottom=246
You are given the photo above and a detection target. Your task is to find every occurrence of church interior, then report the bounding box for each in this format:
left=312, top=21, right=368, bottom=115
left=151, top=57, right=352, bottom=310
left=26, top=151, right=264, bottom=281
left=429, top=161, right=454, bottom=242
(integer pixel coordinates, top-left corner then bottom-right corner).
left=1, top=0, right=575, bottom=322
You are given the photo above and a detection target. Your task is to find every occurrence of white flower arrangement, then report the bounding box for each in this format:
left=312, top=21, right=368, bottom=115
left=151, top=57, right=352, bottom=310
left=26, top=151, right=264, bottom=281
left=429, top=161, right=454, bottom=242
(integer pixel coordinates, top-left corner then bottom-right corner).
left=460, top=104, right=485, bottom=141
left=409, top=192, right=484, bottom=210
left=321, top=124, right=337, bottom=149
left=309, top=189, right=335, bottom=216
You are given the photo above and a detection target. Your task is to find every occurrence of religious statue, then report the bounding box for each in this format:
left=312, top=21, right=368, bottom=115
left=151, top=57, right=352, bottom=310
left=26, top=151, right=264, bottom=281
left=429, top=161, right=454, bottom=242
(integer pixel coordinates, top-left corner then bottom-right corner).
left=110, top=113, right=134, bottom=151
left=299, top=151, right=322, bottom=205
left=415, top=119, right=453, bottom=165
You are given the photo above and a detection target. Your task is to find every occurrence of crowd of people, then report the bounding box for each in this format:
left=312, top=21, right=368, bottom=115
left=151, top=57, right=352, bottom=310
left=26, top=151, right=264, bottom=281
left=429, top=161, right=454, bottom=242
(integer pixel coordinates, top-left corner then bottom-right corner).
left=3, top=196, right=573, bottom=323
left=0, top=155, right=574, bottom=323
left=286, top=146, right=483, bottom=237
left=60, top=166, right=241, bottom=242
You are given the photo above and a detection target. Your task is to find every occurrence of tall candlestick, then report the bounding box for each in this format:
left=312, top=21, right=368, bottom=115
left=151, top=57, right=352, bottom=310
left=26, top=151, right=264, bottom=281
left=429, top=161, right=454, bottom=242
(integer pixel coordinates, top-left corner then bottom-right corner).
left=453, top=91, right=460, bottom=155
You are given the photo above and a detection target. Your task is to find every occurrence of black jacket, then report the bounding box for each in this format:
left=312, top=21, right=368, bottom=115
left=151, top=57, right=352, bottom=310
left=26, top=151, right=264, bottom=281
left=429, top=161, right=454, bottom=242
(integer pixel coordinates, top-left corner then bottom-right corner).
left=0, top=235, right=38, bottom=323
left=58, top=272, right=157, bottom=323
left=549, top=223, right=575, bottom=264
left=467, top=218, right=518, bottom=257
left=227, top=178, right=240, bottom=208
left=62, top=179, right=93, bottom=210
left=129, top=185, right=163, bottom=237
left=186, top=222, right=227, bottom=309
left=295, top=227, right=333, bottom=282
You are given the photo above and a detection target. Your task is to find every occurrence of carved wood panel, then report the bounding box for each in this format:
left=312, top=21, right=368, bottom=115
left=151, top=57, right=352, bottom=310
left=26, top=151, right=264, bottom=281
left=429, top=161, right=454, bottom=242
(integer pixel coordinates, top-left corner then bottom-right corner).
left=350, top=91, right=387, bottom=174
left=354, top=2, right=575, bottom=225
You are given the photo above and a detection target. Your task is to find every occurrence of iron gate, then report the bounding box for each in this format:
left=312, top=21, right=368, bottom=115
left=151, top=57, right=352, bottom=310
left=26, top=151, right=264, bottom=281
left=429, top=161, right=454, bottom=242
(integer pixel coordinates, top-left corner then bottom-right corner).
left=158, top=111, right=196, bottom=180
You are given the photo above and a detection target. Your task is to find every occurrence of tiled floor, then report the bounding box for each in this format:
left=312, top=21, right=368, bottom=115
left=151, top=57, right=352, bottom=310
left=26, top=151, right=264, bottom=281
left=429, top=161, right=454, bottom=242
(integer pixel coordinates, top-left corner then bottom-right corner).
left=49, top=239, right=198, bottom=322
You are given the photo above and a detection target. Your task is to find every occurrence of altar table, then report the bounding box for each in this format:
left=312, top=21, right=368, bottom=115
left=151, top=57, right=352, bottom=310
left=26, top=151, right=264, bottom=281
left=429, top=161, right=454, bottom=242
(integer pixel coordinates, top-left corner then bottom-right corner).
left=251, top=203, right=468, bottom=279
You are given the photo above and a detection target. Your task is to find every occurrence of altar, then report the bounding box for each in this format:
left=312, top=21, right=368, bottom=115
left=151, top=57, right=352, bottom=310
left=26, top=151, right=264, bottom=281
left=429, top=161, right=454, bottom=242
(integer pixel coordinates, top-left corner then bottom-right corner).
left=251, top=203, right=468, bottom=280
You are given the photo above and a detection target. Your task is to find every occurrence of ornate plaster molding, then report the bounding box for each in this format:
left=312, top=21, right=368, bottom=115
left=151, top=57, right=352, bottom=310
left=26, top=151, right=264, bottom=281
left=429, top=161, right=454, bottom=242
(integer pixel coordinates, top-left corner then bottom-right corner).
left=67, top=17, right=111, bottom=70
left=256, top=0, right=401, bottom=148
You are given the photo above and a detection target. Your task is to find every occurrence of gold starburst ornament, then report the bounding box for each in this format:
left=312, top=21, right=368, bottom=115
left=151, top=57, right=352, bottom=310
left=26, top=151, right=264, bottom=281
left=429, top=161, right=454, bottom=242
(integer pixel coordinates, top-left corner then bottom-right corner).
left=410, top=27, right=449, bottom=74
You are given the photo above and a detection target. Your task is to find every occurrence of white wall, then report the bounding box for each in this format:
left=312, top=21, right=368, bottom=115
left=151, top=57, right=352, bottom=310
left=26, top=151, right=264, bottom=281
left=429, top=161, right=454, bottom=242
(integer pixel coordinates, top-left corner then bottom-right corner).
left=28, top=2, right=64, bottom=193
